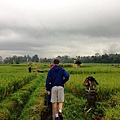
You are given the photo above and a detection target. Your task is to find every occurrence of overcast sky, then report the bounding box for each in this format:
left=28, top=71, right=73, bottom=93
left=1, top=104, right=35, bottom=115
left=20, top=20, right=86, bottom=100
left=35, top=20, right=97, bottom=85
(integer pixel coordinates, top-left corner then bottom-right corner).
left=0, top=0, right=120, bottom=59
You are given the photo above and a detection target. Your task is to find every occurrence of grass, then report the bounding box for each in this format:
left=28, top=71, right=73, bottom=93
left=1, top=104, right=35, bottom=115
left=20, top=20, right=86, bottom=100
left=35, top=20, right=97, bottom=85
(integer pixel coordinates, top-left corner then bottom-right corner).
left=0, top=63, right=120, bottom=119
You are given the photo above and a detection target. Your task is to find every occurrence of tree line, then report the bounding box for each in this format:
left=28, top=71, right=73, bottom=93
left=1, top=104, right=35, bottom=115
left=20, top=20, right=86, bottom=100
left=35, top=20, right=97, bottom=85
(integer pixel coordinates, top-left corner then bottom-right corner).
left=0, top=53, right=120, bottom=64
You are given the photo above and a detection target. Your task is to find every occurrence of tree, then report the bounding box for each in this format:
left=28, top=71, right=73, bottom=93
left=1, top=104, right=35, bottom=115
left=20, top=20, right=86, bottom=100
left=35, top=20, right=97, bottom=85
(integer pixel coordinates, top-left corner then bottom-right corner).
left=95, top=53, right=100, bottom=57
left=0, top=56, right=3, bottom=63
left=32, top=54, right=39, bottom=62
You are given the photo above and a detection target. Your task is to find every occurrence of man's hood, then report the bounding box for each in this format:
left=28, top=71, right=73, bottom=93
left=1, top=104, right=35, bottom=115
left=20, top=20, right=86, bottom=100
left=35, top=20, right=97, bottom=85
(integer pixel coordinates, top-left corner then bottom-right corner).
left=53, top=66, right=61, bottom=72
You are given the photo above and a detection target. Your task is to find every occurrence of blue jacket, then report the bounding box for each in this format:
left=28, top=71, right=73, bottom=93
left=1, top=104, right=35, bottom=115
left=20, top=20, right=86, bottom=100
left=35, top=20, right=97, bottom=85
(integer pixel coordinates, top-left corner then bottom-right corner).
left=46, top=65, right=70, bottom=91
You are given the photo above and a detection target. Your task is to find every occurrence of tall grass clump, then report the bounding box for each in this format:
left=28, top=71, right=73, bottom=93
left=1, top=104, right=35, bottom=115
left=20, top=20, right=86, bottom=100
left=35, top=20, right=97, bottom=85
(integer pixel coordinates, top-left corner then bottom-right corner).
left=0, top=75, right=42, bottom=120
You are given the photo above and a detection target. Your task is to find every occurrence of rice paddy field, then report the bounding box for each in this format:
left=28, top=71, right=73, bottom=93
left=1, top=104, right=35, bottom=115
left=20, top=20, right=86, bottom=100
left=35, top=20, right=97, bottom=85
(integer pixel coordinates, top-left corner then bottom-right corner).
left=0, top=63, right=120, bottom=120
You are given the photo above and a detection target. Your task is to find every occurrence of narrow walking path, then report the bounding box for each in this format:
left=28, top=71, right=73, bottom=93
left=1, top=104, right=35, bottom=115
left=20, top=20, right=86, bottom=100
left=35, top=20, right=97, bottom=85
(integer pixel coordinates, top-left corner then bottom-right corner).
left=42, top=91, right=86, bottom=120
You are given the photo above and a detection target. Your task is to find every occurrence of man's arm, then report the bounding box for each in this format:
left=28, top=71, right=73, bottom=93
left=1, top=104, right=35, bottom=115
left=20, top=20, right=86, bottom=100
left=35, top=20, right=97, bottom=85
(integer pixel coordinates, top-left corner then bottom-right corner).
left=46, top=71, right=51, bottom=92
left=63, top=70, right=70, bottom=84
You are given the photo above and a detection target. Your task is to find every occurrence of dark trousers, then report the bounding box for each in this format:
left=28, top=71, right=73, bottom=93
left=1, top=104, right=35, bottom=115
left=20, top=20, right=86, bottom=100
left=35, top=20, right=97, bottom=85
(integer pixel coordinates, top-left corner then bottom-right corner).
left=47, top=93, right=51, bottom=106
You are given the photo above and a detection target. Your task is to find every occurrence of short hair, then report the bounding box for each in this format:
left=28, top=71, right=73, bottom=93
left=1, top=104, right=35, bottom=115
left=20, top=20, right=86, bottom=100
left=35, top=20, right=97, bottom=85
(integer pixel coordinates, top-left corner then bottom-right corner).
left=53, top=58, right=59, bottom=64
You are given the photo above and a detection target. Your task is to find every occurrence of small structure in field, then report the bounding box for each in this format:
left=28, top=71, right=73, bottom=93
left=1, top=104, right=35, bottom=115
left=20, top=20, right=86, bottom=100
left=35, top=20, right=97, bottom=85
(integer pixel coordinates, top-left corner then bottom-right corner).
left=83, top=76, right=106, bottom=120
left=74, top=56, right=82, bottom=68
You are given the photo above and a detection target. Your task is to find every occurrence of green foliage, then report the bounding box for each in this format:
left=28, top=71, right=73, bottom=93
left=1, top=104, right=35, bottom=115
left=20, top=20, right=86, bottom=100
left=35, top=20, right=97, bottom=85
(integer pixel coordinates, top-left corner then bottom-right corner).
left=63, top=92, right=86, bottom=120
left=0, top=63, right=120, bottom=120
left=84, top=102, right=106, bottom=119
left=18, top=75, right=46, bottom=120
left=0, top=75, right=42, bottom=119
left=65, top=63, right=120, bottom=120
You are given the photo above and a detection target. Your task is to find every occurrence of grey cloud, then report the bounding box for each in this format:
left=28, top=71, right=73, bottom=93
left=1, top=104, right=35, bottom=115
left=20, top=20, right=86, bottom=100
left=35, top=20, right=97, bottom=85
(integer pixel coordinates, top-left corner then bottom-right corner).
left=107, top=43, right=120, bottom=54
left=0, top=0, right=120, bottom=58
left=0, top=41, right=34, bottom=51
left=82, top=22, right=120, bottom=38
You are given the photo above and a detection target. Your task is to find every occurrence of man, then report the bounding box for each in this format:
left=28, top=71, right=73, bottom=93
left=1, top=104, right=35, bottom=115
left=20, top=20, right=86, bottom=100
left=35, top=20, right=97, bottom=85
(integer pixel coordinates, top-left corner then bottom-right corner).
left=46, top=58, right=70, bottom=120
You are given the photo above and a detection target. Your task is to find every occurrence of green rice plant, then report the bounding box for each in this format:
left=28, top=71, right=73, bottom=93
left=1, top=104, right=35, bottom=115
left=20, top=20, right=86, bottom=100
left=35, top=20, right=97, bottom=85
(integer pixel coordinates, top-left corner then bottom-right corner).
left=18, top=75, right=47, bottom=120
left=108, top=92, right=120, bottom=108
left=0, top=75, right=42, bottom=120
left=94, top=73, right=120, bottom=100
left=0, top=63, right=120, bottom=119
left=64, top=64, right=120, bottom=120
left=66, top=74, right=86, bottom=97
left=66, top=71, right=120, bottom=100
left=63, top=91, right=86, bottom=120
left=0, top=73, right=36, bottom=100
left=104, top=105, right=120, bottom=120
